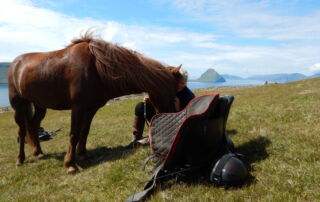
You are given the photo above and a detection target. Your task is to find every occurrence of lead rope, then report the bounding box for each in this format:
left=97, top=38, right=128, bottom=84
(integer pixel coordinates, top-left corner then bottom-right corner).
left=143, top=100, right=150, bottom=127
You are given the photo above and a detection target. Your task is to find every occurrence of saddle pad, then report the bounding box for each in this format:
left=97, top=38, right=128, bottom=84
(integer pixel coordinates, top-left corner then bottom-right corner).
left=149, top=93, right=219, bottom=167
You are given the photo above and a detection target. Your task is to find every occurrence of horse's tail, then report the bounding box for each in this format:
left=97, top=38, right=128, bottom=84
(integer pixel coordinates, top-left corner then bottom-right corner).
left=24, top=102, right=37, bottom=145
left=7, top=56, right=22, bottom=96
left=8, top=60, right=35, bottom=144
left=11, top=98, right=35, bottom=145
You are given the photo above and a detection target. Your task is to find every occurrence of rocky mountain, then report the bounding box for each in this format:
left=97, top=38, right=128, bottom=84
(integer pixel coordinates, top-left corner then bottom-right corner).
left=195, top=68, right=226, bottom=83
left=309, top=73, right=320, bottom=79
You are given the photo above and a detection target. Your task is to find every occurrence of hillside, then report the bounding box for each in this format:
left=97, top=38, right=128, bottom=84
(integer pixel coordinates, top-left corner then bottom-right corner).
left=0, top=62, right=10, bottom=83
left=0, top=77, right=319, bottom=201
left=248, top=73, right=307, bottom=82
left=220, top=73, right=320, bottom=82
left=221, top=74, right=244, bottom=80
left=309, top=73, right=320, bottom=78
left=195, top=68, right=226, bottom=82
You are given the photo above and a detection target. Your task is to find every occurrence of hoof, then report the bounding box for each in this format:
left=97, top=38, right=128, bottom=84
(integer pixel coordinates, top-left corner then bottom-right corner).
left=36, top=153, right=45, bottom=159
left=67, top=166, right=79, bottom=174
left=33, top=149, right=44, bottom=157
left=16, top=160, right=24, bottom=167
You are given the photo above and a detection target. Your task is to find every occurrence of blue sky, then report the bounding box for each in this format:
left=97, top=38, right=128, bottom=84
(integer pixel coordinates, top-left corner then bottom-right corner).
left=1, top=0, right=320, bottom=78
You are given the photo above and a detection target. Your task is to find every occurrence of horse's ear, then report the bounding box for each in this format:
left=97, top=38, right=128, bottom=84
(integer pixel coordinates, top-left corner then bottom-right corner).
left=177, top=64, right=182, bottom=70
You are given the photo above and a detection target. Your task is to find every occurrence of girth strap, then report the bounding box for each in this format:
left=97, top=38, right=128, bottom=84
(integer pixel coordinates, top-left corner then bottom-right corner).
left=125, top=162, right=164, bottom=202
left=141, top=154, right=163, bottom=171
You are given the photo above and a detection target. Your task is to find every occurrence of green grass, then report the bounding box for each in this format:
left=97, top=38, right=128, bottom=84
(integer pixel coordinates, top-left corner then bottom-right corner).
left=1, top=78, right=320, bottom=201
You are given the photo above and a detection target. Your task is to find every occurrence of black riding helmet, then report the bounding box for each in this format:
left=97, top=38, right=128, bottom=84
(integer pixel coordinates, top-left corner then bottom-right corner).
left=210, top=153, right=248, bottom=186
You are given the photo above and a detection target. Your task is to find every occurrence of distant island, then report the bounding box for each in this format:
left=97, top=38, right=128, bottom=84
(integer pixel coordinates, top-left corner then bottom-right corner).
left=223, top=73, right=319, bottom=83
left=190, top=68, right=320, bottom=83
left=192, top=68, right=226, bottom=83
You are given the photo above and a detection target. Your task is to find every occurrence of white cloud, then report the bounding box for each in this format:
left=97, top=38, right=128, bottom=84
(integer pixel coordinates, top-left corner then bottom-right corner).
left=161, top=41, right=320, bottom=78
left=0, top=0, right=319, bottom=78
left=161, top=0, right=320, bottom=41
left=99, top=21, right=216, bottom=52
left=309, top=63, right=320, bottom=73
left=0, top=0, right=105, bottom=60
left=0, top=1, right=216, bottom=60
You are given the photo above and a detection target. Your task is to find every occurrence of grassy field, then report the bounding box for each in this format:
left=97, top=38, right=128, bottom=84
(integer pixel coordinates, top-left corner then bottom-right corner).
left=0, top=78, right=320, bottom=201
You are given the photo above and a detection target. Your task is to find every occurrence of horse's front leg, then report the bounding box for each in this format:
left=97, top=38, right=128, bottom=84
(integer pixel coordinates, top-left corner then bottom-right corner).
left=64, top=107, right=83, bottom=174
left=76, top=107, right=99, bottom=160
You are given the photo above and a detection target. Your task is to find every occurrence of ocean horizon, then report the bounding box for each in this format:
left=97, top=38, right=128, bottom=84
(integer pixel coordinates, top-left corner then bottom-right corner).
left=0, top=80, right=264, bottom=107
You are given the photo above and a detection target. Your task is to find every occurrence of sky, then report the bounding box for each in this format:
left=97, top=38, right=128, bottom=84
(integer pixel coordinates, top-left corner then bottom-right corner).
left=1, top=0, right=320, bottom=78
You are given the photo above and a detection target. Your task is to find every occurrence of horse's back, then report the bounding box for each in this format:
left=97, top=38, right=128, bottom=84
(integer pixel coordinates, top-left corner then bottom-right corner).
left=8, top=48, right=74, bottom=109
left=7, top=43, right=105, bottom=109
left=8, top=50, right=65, bottom=90
left=7, top=53, right=41, bottom=97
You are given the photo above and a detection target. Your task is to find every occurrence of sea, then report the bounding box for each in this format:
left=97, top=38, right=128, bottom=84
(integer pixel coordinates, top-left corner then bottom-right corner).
left=0, top=80, right=264, bottom=107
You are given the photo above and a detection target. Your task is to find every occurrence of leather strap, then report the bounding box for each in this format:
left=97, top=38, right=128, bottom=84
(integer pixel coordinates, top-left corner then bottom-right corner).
left=142, top=154, right=157, bottom=171
left=125, top=162, right=164, bottom=202
left=143, top=100, right=150, bottom=127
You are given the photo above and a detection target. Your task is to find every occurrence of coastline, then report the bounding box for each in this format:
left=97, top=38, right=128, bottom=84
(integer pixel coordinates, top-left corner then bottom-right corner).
left=0, top=85, right=253, bottom=113
left=194, top=85, right=256, bottom=92
left=0, top=106, right=13, bottom=113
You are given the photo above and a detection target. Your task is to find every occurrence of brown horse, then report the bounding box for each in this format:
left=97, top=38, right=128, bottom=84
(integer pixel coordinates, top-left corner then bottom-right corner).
left=8, top=34, right=180, bottom=173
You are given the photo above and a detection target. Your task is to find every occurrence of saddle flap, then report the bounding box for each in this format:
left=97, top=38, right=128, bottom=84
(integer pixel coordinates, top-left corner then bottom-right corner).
left=183, top=95, right=235, bottom=165
left=182, top=118, right=224, bottom=164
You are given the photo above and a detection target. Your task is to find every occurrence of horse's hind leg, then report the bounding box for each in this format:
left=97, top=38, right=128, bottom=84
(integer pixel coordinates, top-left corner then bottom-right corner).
left=14, top=101, right=46, bottom=166
left=13, top=101, right=29, bottom=166
left=27, top=105, right=46, bottom=157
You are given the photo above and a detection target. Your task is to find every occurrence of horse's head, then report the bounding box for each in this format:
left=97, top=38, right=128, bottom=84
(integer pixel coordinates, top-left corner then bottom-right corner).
left=167, top=64, right=184, bottom=92
left=149, top=65, right=185, bottom=113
